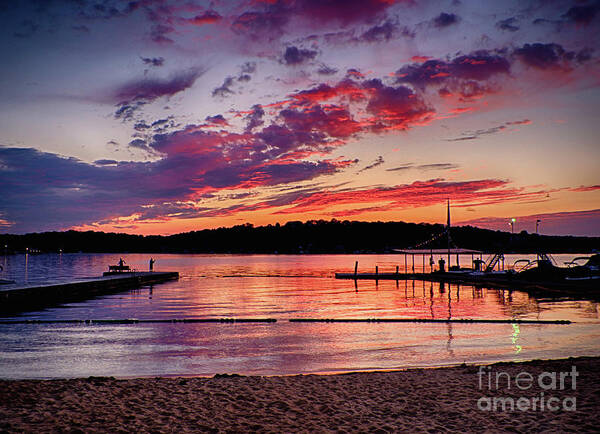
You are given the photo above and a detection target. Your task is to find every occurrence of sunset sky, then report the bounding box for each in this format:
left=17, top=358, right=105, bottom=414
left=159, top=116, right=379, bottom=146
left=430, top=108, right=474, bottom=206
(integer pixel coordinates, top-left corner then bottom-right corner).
left=1, top=0, right=599, bottom=236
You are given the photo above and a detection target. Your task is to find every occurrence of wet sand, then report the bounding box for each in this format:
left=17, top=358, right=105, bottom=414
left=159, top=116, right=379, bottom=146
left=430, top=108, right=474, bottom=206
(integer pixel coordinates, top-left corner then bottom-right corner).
left=1, top=357, right=598, bottom=433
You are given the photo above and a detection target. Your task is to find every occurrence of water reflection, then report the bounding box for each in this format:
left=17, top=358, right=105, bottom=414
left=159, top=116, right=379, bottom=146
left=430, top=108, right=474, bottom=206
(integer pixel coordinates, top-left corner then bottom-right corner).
left=512, top=323, right=522, bottom=354
left=0, top=253, right=598, bottom=379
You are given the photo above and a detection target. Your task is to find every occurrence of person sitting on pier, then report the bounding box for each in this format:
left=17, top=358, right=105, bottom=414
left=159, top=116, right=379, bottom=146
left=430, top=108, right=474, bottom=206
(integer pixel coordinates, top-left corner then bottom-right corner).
left=118, top=257, right=125, bottom=267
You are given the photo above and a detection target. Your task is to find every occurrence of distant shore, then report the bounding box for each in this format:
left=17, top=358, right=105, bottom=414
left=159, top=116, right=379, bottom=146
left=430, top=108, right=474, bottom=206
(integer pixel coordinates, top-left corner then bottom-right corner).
left=1, top=357, right=597, bottom=432
left=2, top=221, right=599, bottom=255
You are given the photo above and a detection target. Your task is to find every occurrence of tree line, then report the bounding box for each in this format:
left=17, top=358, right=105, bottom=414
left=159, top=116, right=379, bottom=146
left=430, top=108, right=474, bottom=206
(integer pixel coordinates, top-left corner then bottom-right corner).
left=0, top=220, right=598, bottom=254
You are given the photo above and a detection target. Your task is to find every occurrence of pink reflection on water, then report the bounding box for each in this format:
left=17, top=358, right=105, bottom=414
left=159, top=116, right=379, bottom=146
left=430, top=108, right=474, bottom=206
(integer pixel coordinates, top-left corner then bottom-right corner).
left=0, top=253, right=598, bottom=378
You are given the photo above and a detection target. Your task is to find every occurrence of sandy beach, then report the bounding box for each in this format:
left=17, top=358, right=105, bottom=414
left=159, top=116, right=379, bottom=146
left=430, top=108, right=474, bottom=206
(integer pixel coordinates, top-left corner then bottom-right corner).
left=1, top=357, right=598, bottom=433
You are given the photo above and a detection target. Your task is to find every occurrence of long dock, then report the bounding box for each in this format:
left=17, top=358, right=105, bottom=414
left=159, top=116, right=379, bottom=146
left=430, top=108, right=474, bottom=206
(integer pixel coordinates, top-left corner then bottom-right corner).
left=0, top=271, right=179, bottom=314
left=335, top=271, right=599, bottom=298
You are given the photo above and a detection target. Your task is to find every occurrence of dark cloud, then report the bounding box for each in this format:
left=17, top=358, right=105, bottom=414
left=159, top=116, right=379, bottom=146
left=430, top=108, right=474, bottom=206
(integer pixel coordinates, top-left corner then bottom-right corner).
left=151, top=118, right=170, bottom=127
left=385, top=163, right=458, bottom=172
left=433, top=12, right=459, bottom=28
left=212, top=76, right=235, bottom=98
left=237, top=62, right=256, bottom=83
left=134, top=121, right=150, bottom=131
left=358, top=156, right=384, bottom=173
left=231, top=9, right=289, bottom=39
left=114, top=68, right=204, bottom=104
left=0, top=147, right=148, bottom=232
left=496, top=17, right=519, bottom=32
left=231, top=0, right=397, bottom=40
left=282, top=46, right=318, bottom=65
left=93, top=159, right=118, bottom=166
left=128, top=138, right=153, bottom=152
left=241, top=62, right=257, bottom=74
left=150, top=24, right=174, bottom=44
left=346, top=68, right=364, bottom=79
left=447, top=125, right=505, bottom=141
left=363, top=79, right=434, bottom=131
left=532, top=18, right=549, bottom=25
left=416, top=163, right=459, bottom=171
left=140, top=56, right=165, bottom=67
left=447, top=119, right=531, bottom=141
left=260, top=161, right=342, bottom=184
left=279, top=104, right=361, bottom=139
left=386, top=164, right=414, bottom=172
left=295, top=0, right=398, bottom=25
left=505, top=119, right=531, bottom=126
left=396, top=50, right=510, bottom=90
left=317, top=64, right=338, bottom=75
left=114, top=101, right=146, bottom=121
left=359, top=20, right=398, bottom=42
left=205, top=114, right=228, bottom=126
left=213, top=62, right=256, bottom=97
left=562, top=4, right=598, bottom=25
left=82, top=2, right=123, bottom=20
left=244, top=105, right=265, bottom=133
left=513, top=43, right=579, bottom=70
left=112, top=68, right=203, bottom=120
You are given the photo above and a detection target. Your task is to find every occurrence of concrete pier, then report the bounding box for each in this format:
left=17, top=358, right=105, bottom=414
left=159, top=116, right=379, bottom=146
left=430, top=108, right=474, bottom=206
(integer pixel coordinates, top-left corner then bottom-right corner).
left=0, top=272, right=179, bottom=314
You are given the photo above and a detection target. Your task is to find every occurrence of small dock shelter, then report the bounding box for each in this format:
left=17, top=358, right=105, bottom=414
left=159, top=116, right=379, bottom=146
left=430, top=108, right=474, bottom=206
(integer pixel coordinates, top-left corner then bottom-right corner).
left=392, top=248, right=483, bottom=272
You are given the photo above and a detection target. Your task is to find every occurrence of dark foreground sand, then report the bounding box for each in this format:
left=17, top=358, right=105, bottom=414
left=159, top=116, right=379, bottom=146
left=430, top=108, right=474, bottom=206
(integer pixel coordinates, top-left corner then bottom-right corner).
left=1, top=357, right=598, bottom=433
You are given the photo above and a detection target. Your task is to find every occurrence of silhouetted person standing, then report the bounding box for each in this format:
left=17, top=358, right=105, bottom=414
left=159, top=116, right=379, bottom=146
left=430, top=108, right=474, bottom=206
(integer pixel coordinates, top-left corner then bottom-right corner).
left=149, top=258, right=155, bottom=271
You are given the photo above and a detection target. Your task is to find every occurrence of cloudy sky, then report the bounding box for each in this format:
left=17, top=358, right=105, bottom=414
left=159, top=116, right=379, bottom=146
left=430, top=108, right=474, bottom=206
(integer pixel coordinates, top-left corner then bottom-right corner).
left=1, top=0, right=599, bottom=236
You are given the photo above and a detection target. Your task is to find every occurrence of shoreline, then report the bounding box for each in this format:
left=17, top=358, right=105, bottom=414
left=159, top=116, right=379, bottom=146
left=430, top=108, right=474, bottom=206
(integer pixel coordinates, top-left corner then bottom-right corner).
left=2, top=356, right=598, bottom=432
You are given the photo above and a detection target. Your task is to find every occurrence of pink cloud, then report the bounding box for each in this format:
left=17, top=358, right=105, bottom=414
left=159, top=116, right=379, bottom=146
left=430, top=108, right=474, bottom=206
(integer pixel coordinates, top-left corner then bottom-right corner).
left=268, top=178, right=554, bottom=215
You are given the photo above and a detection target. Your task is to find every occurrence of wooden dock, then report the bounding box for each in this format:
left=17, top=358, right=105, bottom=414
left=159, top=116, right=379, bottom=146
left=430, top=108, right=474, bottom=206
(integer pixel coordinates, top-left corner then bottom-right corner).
left=335, top=271, right=599, bottom=298
left=0, top=272, right=179, bottom=314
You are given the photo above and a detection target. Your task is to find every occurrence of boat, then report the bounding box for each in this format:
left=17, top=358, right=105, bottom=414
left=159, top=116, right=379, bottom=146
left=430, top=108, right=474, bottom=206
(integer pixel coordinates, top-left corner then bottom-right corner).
left=515, top=253, right=600, bottom=283
left=564, top=254, right=600, bottom=280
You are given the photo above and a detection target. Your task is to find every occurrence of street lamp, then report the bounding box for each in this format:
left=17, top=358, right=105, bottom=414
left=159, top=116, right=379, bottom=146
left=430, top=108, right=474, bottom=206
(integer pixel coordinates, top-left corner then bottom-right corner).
left=536, top=219, right=541, bottom=234
left=509, top=218, right=516, bottom=234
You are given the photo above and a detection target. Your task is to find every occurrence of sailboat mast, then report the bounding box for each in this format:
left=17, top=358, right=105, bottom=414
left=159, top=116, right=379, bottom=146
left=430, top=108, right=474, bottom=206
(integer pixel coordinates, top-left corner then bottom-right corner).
left=447, top=199, right=451, bottom=268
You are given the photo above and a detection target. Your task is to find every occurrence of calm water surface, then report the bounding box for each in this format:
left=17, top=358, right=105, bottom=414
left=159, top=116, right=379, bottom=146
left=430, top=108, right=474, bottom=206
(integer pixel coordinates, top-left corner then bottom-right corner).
left=0, top=253, right=598, bottom=379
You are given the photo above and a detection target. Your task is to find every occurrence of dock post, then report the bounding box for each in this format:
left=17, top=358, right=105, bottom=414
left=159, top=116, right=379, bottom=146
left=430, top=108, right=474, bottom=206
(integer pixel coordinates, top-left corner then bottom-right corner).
left=412, top=254, right=415, bottom=273
left=354, top=261, right=358, bottom=277
left=404, top=254, right=407, bottom=275
left=375, top=265, right=378, bottom=276
left=396, top=265, right=399, bottom=275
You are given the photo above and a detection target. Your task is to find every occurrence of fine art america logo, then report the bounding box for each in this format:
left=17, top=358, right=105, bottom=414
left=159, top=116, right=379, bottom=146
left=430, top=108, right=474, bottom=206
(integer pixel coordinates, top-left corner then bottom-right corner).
left=477, top=366, right=578, bottom=412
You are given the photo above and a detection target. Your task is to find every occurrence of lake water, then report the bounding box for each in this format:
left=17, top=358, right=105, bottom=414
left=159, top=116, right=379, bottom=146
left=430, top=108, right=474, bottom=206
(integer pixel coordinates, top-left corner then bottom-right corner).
left=0, top=253, right=599, bottom=379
